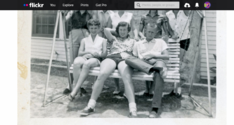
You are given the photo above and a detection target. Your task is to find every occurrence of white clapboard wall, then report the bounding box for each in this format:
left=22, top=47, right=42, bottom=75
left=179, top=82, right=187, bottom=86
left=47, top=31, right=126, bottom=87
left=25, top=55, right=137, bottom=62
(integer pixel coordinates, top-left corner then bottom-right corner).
left=31, top=37, right=70, bottom=62
left=200, top=11, right=216, bottom=80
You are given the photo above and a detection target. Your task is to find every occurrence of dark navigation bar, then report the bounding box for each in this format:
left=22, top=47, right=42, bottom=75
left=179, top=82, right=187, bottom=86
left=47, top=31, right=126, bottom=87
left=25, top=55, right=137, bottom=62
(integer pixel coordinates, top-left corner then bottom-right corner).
left=0, top=0, right=233, bottom=10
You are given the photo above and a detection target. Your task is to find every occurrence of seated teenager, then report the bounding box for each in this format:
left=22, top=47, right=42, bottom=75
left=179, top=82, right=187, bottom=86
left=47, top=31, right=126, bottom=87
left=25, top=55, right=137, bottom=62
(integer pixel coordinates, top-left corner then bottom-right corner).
left=63, top=10, right=92, bottom=95
left=68, top=19, right=107, bottom=100
left=125, top=23, right=169, bottom=118
left=80, top=22, right=137, bottom=118
left=138, top=10, right=163, bottom=98
left=106, top=10, right=139, bottom=95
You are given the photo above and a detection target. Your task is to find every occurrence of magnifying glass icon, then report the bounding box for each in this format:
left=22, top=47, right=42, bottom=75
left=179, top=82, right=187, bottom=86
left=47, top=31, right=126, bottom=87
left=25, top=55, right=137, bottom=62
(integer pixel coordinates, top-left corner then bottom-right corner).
left=137, top=3, right=141, bottom=7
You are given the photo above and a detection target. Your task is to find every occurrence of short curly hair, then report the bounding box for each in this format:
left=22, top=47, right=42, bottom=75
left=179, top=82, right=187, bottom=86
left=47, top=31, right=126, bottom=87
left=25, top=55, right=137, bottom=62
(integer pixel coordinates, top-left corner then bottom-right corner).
left=87, top=19, right=101, bottom=27
left=115, top=21, right=131, bottom=36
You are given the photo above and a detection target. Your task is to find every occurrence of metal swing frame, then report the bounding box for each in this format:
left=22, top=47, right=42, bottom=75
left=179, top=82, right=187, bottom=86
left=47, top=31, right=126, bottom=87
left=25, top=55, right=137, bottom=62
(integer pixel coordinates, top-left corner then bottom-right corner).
left=42, top=10, right=213, bottom=117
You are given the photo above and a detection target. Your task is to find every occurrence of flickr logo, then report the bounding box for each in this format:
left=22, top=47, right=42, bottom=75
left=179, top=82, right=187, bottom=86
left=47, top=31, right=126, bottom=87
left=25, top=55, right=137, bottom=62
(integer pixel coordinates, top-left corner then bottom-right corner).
left=23, top=3, right=44, bottom=8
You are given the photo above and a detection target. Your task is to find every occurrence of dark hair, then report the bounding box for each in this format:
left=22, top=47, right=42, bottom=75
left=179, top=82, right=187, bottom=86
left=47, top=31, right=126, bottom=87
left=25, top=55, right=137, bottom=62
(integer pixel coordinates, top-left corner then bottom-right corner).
left=87, top=19, right=100, bottom=27
left=147, top=10, right=159, bottom=16
left=115, top=21, right=131, bottom=36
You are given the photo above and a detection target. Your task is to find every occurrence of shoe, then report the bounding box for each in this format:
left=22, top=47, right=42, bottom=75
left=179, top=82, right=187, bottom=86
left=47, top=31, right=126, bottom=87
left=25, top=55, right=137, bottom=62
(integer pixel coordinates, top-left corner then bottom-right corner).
left=63, top=88, right=71, bottom=95
left=164, top=90, right=182, bottom=99
left=164, top=90, right=176, bottom=97
left=128, top=111, right=138, bottom=118
left=143, top=92, right=150, bottom=96
left=80, top=88, right=87, bottom=94
left=68, top=94, right=75, bottom=101
left=80, top=106, right=95, bottom=116
left=79, top=88, right=87, bottom=96
left=148, top=111, right=160, bottom=118
left=113, top=90, right=121, bottom=95
left=175, top=93, right=182, bottom=99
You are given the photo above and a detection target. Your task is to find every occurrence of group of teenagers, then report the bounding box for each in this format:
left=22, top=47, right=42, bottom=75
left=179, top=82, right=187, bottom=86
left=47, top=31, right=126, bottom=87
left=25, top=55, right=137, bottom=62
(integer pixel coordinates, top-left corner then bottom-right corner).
left=61, top=10, right=191, bottom=118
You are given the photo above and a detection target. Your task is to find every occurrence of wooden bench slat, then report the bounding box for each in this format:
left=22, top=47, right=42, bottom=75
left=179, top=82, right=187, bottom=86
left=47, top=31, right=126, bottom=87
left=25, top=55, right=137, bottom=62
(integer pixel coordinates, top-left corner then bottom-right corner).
left=167, top=64, right=180, bottom=67
left=70, top=67, right=180, bottom=72
left=168, top=48, right=180, bottom=52
left=167, top=71, right=179, bottom=74
left=167, top=60, right=180, bottom=63
left=169, top=55, right=178, bottom=57
left=168, top=43, right=180, bottom=46
left=169, top=52, right=180, bottom=55
left=168, top=45, right=180, bottom=49
left=164, top=79, right=180, bottom=83
left=168, top=41, right=180, bottom=43
left=168, top=68, right=180, bottom=70
left=165, top=76, right=180, bottom=79
left=169, top=58, right=180, bottom=61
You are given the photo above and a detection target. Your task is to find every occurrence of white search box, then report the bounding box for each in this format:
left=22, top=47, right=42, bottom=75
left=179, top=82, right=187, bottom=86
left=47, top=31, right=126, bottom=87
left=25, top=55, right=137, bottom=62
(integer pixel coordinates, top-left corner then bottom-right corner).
left=134, top=2, right=180, bottom=9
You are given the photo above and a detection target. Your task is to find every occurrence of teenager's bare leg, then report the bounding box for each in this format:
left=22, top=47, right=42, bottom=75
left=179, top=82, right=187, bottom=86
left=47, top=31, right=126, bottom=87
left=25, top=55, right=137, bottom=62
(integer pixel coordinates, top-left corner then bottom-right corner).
left=70, top=58, right=99, bottom=97
left=117, top=61, right=135, bottom=103
left=90, top=59, right=116, bottom=100
left=71, top=57, right=86, bottom=90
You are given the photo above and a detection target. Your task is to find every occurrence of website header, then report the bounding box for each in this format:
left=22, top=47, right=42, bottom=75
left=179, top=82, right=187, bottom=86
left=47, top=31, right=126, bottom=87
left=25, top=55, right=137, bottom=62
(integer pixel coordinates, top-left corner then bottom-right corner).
left=0, top=0, right=232, bottom=10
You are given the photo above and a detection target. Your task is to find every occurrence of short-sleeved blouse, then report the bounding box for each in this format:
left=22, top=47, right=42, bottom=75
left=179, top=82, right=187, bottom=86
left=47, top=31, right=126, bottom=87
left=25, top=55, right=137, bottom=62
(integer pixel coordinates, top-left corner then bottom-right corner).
left=108, top=37, right=135, bottom=56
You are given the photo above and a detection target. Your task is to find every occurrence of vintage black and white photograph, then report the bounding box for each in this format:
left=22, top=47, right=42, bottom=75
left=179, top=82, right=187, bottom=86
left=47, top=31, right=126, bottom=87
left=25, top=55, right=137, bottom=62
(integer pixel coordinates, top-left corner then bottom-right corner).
left=29, top=10, right=217, bottom=118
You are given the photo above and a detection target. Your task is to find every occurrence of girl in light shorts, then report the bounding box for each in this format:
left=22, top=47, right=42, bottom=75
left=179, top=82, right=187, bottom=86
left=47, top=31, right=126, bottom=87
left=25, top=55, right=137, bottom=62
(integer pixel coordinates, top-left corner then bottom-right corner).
left=68, top=19, right=107, bottom=101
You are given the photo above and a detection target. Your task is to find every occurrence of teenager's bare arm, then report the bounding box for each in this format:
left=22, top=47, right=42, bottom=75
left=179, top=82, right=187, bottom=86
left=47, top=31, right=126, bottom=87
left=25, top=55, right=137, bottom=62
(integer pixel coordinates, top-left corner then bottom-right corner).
left=104, top=28, right=115, bottom=43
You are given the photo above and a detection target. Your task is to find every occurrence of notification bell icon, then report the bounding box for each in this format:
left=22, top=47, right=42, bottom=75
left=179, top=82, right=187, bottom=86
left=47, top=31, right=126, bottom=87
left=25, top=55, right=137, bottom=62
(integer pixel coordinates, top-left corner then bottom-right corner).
left=195, top=3, right=199, bottom=7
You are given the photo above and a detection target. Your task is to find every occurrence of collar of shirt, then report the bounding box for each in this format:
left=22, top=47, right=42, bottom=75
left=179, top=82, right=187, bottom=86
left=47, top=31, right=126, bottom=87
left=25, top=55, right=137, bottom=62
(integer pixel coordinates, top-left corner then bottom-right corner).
left=142, top=38, right=155, bottom=44
left=116, top=36, right=130, bottom=42
left=114, top=11, right=127, bottom=18
left=167, top=10, right=184, bottom=19
left=87, top=34, right=100, bottom=43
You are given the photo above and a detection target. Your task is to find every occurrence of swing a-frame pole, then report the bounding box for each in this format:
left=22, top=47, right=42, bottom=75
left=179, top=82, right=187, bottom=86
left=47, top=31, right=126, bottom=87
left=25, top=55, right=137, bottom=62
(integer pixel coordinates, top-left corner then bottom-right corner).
left=42, top=10, right=71, bottom=107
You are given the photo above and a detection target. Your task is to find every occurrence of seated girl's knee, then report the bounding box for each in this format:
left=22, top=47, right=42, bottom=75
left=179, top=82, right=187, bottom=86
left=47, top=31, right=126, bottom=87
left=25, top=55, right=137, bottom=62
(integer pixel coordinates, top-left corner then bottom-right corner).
left=73, top=57, right=85, bottom=67
left=82, top=61, right=92, bottom=69
left=73, top=61, right=83, bottom=67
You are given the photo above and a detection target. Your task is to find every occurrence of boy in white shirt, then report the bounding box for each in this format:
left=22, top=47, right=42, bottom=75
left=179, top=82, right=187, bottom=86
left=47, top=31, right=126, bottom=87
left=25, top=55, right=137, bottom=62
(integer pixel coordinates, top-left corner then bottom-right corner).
left=126, top=23, right=169, bottom=118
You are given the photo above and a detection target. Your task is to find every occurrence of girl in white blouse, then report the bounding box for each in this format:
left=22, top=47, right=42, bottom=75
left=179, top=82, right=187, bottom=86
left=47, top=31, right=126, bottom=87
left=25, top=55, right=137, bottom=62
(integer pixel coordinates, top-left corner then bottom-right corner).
left=68, top=19, right=107, bottom=100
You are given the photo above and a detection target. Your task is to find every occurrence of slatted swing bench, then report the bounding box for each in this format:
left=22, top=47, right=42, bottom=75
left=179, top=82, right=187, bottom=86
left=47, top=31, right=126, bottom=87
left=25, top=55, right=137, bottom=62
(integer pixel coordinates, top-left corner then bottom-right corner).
left=69, top=40, right=180, bottom=85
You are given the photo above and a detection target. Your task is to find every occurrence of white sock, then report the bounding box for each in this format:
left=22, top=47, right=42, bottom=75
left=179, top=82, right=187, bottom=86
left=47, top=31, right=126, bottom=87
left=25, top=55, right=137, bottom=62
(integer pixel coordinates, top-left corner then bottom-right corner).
left=87, top=99, right=96, bottom=109
left=129, top=102, right=137, bottom=112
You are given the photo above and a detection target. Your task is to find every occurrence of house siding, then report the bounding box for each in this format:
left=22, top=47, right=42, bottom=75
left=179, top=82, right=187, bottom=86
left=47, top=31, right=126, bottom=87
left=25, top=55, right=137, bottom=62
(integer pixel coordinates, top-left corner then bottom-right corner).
left=200, top=11, right=216, bottom=80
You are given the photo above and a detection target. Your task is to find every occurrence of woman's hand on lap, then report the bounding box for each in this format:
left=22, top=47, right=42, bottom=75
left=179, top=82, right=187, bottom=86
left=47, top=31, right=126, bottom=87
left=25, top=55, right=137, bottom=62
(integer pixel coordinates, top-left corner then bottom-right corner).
left=91, top=52, right=100, bottom=58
